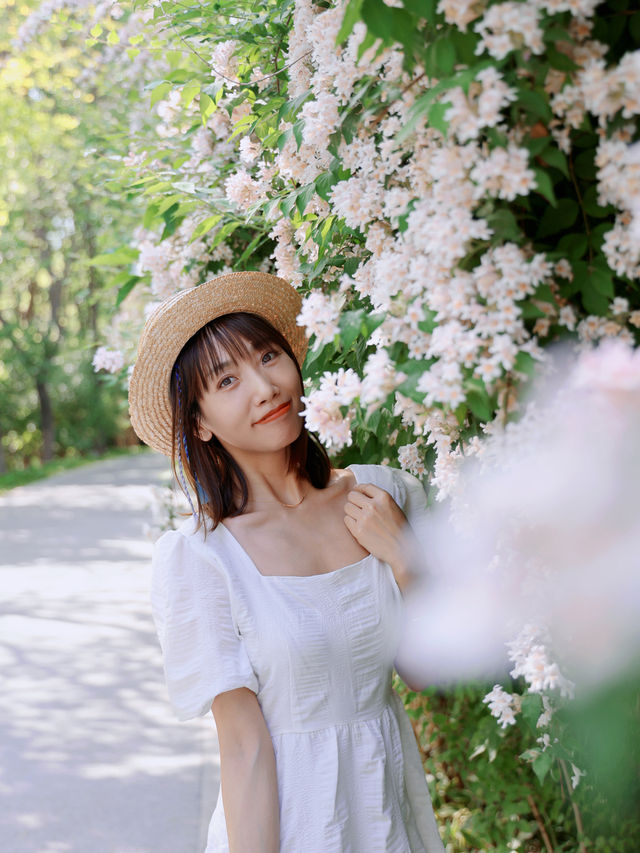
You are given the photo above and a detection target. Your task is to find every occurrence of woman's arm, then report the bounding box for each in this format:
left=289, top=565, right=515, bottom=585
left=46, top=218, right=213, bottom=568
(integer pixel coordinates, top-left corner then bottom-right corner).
left=212, top=687, right=279, bottom=853
left=343, top=483, right=419, bottom=594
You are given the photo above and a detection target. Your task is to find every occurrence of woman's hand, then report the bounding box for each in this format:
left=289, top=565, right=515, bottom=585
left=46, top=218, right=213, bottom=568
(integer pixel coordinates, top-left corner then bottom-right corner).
left=343, top=483, right=415, bottom=593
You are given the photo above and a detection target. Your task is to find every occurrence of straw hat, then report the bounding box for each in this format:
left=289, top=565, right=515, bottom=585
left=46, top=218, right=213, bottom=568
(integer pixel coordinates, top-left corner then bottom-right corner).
left=128, top=271, right=308, bottom=457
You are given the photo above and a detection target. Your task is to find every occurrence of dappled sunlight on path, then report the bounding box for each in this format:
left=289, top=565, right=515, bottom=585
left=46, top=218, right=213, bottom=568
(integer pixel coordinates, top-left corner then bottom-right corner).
left=0, top=453, right=219, bottom=853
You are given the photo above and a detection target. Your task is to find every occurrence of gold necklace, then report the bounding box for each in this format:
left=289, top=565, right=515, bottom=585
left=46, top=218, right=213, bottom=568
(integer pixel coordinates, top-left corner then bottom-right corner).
left=279, top=490, right=307, bottom=508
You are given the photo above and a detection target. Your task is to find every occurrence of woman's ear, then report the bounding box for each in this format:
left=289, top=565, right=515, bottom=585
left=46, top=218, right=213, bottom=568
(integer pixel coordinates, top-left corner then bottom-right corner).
left=195, top=415, right=213, bottom=443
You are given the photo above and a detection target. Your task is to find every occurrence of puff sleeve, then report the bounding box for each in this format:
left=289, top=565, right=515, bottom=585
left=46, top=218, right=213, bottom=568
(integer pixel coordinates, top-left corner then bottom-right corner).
left=150, top=529, right=259, bottom=722
left=391, top=467, right=429, bottom=543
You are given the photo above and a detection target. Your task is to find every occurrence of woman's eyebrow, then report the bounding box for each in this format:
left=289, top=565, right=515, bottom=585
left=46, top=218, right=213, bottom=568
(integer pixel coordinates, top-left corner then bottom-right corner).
left=207, top=356, right=237, bottom=379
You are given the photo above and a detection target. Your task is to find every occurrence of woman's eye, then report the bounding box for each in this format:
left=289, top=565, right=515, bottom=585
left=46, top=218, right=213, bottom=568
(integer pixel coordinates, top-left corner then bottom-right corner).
left=262, top=350, right=279, bottom=364
left=219, top=376, right=234, bottom=388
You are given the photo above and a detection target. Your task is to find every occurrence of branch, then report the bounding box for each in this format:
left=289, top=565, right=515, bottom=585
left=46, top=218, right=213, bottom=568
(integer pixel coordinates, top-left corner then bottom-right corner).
left=568, top=150, right=592, bottom=265
left=527, top=794, right=554, bottom=853
left=157, top=0, right=311, bottom=88
left=559, top=759, right=588, bottom=853
left=368, top=72, right=427, bottom=130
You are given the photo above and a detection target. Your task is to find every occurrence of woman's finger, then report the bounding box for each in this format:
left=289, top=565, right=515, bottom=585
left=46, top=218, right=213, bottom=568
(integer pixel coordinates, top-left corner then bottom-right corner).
left=351, top=483, right=379, bottom=497
left=343, top=502, right=362, bottom=520
left=346, top=489, right=369, bottom=509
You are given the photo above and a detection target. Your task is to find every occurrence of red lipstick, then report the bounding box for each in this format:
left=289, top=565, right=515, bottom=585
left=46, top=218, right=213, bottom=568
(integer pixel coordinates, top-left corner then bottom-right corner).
left=255, top=401, right=291, bottom=424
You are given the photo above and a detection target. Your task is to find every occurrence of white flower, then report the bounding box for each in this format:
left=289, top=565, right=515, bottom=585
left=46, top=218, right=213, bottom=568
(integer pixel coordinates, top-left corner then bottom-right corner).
left=398, top=442, right=427, bottom=477
left=224, top=169, right=263, bottom=209
left=299, top=369, right=362, bottom=450
left=92, top=347, right=125, bottom=374
left=483, top=684, right=519, bottom=728
left=571, top=763, right=586, bottom=789
left=475, top=2, right=544, bottom=60
left=297, top=291, right=343, bottom=346
left=301, top=91, right=340, bottom=149
left=211, top=40, right=240, bottom=84
left=239, top=136, right=261, bottom=165
left=360, top=349, right=407, bottom=406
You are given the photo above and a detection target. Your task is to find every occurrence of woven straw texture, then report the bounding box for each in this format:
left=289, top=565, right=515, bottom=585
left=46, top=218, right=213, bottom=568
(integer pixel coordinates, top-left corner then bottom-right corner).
left=128, top=272, right=308, bottom=457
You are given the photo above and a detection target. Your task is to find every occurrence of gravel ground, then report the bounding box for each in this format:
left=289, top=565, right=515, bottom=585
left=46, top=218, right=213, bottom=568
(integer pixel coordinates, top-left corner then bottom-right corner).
left=0, top=451, right=220, bottom=853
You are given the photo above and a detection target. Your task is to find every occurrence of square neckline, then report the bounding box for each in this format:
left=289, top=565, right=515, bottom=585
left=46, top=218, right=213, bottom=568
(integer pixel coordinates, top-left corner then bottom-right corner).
left=218, top=464, right=375, bottom=580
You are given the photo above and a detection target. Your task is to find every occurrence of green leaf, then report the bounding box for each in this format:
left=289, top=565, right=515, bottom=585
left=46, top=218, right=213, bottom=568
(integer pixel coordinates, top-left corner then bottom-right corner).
left=537, top=197, right=578, bottom=238
left=90, top=24, right=103, bottom=38
left=521, top=302, right=547, bottom=319
left=588, top=267, right=614, bottom=298
left=361, top=0, right=394, bottom=40
left=590, top=221, right=613, bottom=251
left=449, top=28, right=480, bottom=64
left=524, top=135, right=551, bottom=156
left=234, top=232, right=268, bottom=268
left=487, top=208, right=521, bottom=242
left=316, top=171, right=339, bottom=201
left=533, top=168, right=557, bottom=206
left=573, top=149, right=596, bottom=180
left=520, top=693, right=543, bottom=731
left=210, top=220, right=241, bottom=250
left=89, top=247, right=139, bottom=267
left=557, top=233, right=588, bottom=259
left=200, top=92, right=216, bottom=122
left=337, top=0, right=364, bottom=44
left=362, top=0, right=415, bottom=54
left=150, top=81, right=172, bottom=107
left=296, top=183, right=316, bottom=216
left=357, top=29, right=379, bottom=62
left=514, top=350, right=537, bottom=376
left=466, top=389, right=492, bottom=422
left=107, top=29, right=120, bottom=46
left=516, top=87, right=552, bottom=123
left=402, top=0, right=435, bottom=20
left=546, top=45, right=579, bottom=71
left=539, top=145, right=569, bottom=179
left=425, top=37, right=456, bottom=78
left=189, top=214, right=223, bottom=242
left=280, top=192, right=298, bottom=218
left=427, top=101, right=449, bottom=136
left=580, top=271, right=610, bottom=315
left=532, top=750, right=554, bottom=784
left=182, top=80, right=201, bottom=106
left=115, top=276, right=141, bottom=308
left=339, top=309, right=367, bottom=349
left=582, top=185, right=614, bottom=218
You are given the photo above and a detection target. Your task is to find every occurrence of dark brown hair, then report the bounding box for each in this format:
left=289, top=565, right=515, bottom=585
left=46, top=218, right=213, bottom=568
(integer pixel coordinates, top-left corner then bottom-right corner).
left=169, top=311, right=332, bottom=534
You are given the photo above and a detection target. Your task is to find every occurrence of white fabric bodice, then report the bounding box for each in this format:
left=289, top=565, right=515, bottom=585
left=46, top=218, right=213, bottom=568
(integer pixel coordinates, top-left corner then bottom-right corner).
left=150, top=464, right=445, bottom=853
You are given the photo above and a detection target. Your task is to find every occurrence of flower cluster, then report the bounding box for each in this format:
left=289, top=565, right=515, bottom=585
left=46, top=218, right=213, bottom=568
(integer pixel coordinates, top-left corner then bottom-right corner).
left=507, top=625, right=575, bottom=699
left=484, top=683, right=521, bottom=729
left=92, top=346, right=124, bottom=374
left=100, top=0, right=639, bottom=510
left=299, top=368, right=361, bottom=449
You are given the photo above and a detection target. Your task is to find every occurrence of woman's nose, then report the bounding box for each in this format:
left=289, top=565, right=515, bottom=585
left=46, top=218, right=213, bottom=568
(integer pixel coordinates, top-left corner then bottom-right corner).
left=250, top=366, right=278, bottom=400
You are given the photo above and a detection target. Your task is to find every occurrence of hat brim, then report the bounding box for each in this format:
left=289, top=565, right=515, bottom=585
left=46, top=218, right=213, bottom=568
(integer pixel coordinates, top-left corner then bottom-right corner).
left=128, top=271, right=308, bottom=457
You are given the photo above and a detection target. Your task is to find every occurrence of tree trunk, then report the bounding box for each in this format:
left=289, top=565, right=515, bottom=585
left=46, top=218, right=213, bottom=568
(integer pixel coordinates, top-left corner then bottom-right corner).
left=0, top=427, right=7, bottom=475
left=36, top=378, right=55, bottom=461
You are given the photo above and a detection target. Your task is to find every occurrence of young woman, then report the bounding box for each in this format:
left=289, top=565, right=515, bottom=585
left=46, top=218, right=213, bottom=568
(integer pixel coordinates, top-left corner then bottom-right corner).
left=129, top=271, right=445, bottom=853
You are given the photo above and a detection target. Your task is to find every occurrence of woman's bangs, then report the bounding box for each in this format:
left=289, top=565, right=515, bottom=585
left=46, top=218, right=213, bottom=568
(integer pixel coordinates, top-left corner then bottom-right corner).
left=191, top=313, right=284, bottom=395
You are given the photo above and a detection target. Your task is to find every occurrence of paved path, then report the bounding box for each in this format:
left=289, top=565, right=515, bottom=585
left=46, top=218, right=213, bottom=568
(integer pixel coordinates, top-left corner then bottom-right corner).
left=0, top=452, right=220, bottom=853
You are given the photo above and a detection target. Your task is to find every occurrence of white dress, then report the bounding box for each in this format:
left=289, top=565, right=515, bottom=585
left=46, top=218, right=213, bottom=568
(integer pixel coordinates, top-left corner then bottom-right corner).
left=150, top=463, right=445, bottom=853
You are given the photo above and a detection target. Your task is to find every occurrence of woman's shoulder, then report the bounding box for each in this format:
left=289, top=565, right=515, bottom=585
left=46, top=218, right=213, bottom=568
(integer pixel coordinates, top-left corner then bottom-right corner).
left=344, top=463, right=426, bottom=507
left=345, top=461, right=417, bottom=487
left=152, top=516, right=229, bottom=579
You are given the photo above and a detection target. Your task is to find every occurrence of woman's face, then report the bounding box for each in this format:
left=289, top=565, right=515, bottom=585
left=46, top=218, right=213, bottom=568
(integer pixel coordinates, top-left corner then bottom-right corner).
left=195, top=338, right=304, bottom=456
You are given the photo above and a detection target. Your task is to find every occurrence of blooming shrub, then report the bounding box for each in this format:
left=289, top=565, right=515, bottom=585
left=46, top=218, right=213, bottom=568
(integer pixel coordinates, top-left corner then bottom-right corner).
left=74, top=0, right=640, bottom=847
